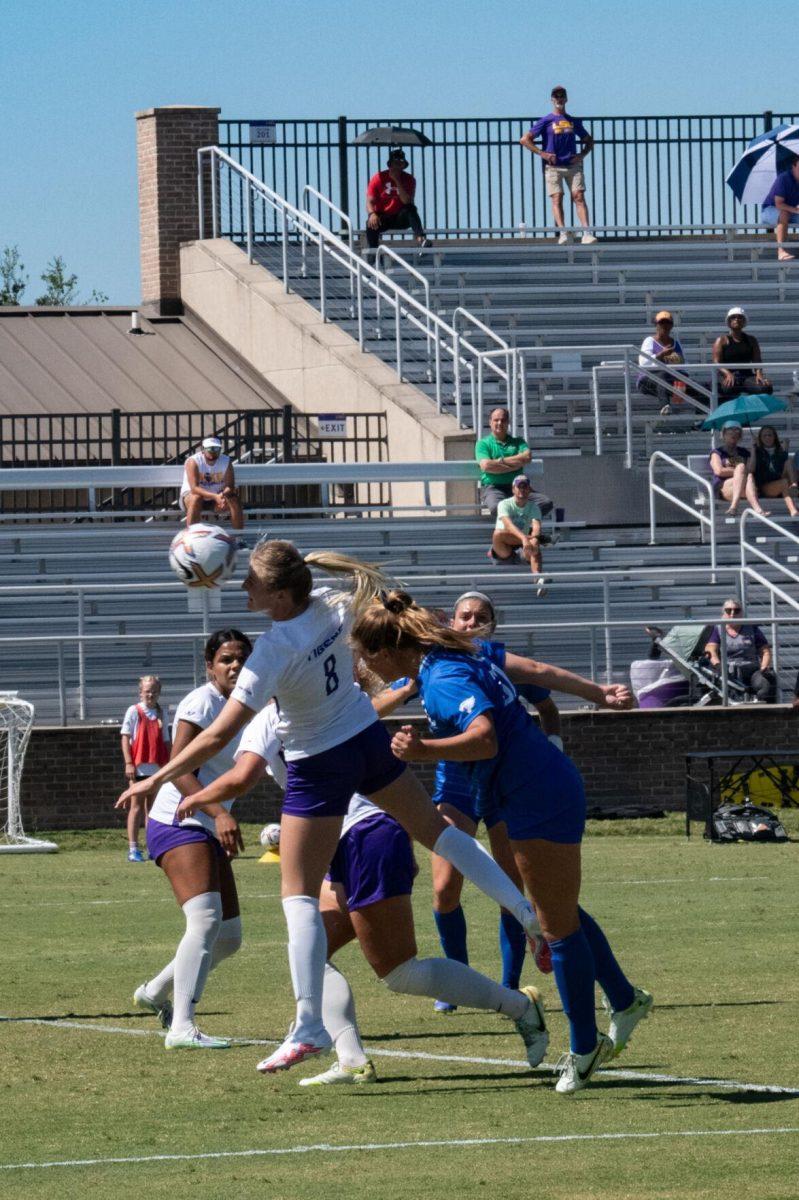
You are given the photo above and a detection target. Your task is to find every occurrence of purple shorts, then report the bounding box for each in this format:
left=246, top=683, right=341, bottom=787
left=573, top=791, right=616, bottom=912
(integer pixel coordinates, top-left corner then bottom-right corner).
left=282, top=720, right=405, bottom=819
left=146, top=818, right=224, bottom=867
left=327, top=813, right=416, bottom=911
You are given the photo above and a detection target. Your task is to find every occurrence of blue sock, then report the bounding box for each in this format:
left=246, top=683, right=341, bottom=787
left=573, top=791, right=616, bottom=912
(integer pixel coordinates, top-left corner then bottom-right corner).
left=498, top=911, right=527, bottom=989
left=549, top=927, right=598, bottom=1054
left=433, top=906, right=469, bottom=965
left=579, top=906, right=635, bottom=1013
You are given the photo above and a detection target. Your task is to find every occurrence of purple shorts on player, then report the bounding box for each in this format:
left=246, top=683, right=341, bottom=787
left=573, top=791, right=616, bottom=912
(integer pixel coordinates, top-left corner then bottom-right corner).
left=328, top=813, right=416, bottom=911
left=282, top=720, right=405, bottom=818
left=146, top=818, right=224, bottom=866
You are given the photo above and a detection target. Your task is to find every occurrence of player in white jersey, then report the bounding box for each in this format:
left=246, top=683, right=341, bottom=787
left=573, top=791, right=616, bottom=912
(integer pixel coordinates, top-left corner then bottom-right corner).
left=118, top=541, right=545, bottom=1073
left=116, top=629, right=253, bottom=1050
left=178, top=703, right=549, bottom=1083
left=180, top=436, right=244, bottom=529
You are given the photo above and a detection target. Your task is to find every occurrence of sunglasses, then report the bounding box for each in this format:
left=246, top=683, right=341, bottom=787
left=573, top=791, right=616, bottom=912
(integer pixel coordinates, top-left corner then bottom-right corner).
left=552, top=92, right=567, bottom=99
left=723, top=607, right=741, bottom=614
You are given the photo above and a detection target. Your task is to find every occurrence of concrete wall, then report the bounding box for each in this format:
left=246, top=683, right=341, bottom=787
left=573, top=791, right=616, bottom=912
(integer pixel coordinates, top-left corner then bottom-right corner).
left=179, top=238, right=475, bottom=510
left=22, top=705, right=798, bottom=832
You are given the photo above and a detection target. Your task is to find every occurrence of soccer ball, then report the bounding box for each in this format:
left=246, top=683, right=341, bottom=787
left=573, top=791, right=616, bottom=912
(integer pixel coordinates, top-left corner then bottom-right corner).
left=259, top=823, right=281, bottom=850
left=169, top=524, right=238, bottom=588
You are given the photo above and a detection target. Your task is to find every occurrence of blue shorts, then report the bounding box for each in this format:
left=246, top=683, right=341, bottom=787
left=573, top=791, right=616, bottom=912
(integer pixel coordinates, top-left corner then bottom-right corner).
left=761, top=205, right=799, bottom=228
left=327, top=813, right=416, bottom=910
left=492, top=756, right=587, bottom=844
left=146, top=818, right=224, bottom=866
left=282, top=720, right=406, bottom=819
left=432, top=760, right=502, bottom=830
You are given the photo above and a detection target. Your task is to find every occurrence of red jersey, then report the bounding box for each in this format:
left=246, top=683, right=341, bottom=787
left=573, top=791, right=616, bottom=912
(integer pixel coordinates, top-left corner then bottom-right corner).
left=367, top=169, right=416, bottom=217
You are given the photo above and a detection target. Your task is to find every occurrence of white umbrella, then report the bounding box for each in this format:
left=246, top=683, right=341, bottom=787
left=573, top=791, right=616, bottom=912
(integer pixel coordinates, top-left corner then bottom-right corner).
left=726, top=123, right=799, bottom=205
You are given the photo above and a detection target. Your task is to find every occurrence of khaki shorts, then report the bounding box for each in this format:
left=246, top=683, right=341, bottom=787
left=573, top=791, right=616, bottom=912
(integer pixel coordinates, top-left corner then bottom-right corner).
left=545, top=163, right=586, bottom=197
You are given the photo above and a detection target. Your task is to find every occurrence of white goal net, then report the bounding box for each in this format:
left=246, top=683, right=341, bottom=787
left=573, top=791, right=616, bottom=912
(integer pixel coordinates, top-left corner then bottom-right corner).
left=0, top=693, right=58, bottom=853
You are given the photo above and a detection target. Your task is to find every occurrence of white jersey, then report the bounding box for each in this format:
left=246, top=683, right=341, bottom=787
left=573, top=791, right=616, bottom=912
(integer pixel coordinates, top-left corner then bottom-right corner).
left=180, top=450, right=232, bottom=499
left=231, top=587, right=377, bottom=760
left=236, top=704, right=380, bottom=837
left=148, top=682, right=246, bottom=834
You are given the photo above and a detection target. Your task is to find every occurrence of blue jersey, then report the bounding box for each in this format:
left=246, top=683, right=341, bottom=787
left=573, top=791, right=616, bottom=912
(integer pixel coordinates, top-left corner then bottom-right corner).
left=476, top=639, right=551, bottom=707
left=418, top=648, right=571, bottom=820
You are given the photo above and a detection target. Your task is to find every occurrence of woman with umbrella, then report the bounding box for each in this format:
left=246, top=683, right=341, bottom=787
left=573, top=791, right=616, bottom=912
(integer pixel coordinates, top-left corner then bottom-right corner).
left=726, top=125, right=799, bottom=261
left=708, top=419, right=766, bottom=517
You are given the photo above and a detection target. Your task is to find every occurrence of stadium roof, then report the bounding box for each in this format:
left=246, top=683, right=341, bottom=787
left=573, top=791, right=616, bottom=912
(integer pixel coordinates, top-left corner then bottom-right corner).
left=0, top=307, right=285, bottom=416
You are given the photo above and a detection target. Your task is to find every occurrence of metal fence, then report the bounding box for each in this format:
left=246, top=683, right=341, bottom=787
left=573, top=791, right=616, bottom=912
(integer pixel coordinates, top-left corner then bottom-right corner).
left=219, top=111, right=799, bottom=238
left=0, top=407, right=389, bottom=515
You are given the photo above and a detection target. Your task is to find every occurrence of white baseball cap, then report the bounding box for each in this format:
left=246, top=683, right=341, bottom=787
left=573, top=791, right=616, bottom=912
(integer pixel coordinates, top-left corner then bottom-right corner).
left=726, top=306, right=747, bottom=320
left=202, top=436, right=223, bottom=451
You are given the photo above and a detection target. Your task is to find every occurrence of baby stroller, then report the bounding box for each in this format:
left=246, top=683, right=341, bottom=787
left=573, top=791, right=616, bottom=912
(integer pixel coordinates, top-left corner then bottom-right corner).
left=631, top=624, right=750, bottom=707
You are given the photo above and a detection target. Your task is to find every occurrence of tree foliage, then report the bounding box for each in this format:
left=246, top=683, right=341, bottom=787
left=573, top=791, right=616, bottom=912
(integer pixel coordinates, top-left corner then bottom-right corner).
left=0, top=245, right=28, bottom=305
left=35, top=256, right=79, bottom=306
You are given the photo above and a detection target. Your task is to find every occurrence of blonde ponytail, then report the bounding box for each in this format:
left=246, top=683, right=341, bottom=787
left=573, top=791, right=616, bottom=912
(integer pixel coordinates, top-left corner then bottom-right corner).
left=351, top=590, right=476, bottom=657
left=303, top=550, right=394, bottom=618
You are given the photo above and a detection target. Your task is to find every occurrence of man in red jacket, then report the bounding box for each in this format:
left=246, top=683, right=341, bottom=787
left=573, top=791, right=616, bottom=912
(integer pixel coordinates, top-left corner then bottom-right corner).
left=365, top=149, right=430, bottom=250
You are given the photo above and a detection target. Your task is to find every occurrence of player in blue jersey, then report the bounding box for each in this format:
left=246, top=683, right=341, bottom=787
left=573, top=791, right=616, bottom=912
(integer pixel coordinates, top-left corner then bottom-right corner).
left=352, top=590, right=652, bottom=1094
left=119, top=545, right=546, bottom=1075
left=375, top=590, right=633, bottom=1012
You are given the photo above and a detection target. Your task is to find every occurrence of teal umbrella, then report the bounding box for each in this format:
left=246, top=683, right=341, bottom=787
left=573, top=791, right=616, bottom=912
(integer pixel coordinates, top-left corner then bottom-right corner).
left=701, top=394, right=788, bottom=430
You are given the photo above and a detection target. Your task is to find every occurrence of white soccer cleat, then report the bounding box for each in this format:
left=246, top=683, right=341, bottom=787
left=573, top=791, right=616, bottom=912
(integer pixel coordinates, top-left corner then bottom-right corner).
left=133, top=984, right=173, bottom=1030
left=606, top=987, right=654, bottom=1056
left=581, top=233, right=598, bottom=244
left=555, top=1033, right=614, bottom=1094
left=557, top=231, right=571, bottom=245
left=298, top=1059, right=377, bottom=1087
left=164, top=1025, right=231, bottom=1050
left=514, top=986, right=549, bottom=1068
left=256, top=1029, right=332, bottom=1074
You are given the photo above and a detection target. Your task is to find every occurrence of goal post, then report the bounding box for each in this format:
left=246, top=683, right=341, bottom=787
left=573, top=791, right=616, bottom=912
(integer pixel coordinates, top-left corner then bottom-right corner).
left=0, top=693, right=58, bottom=853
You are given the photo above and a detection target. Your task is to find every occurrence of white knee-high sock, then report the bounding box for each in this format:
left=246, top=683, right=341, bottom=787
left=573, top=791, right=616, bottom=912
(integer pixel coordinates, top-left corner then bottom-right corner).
left=144, top=916, right=242, bottom=1005
left=432, top=825, right=540, bottom=936
left=383, top=956, right=528, bottom=1021
left=282, top=895, right=327, bottom=1040
left=170, top=892, right=222, bottom=1034
left=322, top=962, right=369, bottom=1068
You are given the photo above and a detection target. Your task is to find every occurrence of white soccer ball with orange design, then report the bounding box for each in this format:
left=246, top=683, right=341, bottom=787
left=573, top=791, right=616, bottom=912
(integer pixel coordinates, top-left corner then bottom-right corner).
left=168, top=524, right=239, bottom=588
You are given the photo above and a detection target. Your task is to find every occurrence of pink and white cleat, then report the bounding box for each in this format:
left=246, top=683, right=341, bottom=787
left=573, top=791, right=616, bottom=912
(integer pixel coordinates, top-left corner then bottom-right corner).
left=527, top=932, right=553, bottom=975
left=256, top=1030, right=332, bottom=1074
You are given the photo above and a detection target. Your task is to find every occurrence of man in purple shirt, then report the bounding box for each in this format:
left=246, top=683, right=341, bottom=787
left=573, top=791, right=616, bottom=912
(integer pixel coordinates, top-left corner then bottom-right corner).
left=761, top=160, right=799, bottom=261
left=520, top=86, right=596, bottom=245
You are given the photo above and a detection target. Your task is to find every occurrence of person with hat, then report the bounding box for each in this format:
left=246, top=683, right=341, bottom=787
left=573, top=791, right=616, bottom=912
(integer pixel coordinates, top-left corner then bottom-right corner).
left=520, top=87, right=596, bottom=245
left=637, top=310, right=687, bottom=414
left=712, top=308, right=772, bottom=400
left=708, top=420, right=766, bottom=517
left=491, top=474, right=547, bottom=594
left=365, top=149, right=430, bottom=250
left=179, top=437, right=245, bottom=530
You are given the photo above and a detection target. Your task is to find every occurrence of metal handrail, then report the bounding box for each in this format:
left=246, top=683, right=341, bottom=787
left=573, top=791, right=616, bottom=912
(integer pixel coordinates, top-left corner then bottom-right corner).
left=649, top=452, right=718, bottom=573
left=198, top=147, right=502, bottom=431
left=301, top=185, right=355, bottom=312
left=374, top=245, right=432, bottom=364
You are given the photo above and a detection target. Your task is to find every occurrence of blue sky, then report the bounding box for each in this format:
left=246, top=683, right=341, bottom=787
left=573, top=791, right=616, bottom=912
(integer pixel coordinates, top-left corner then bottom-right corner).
left=2, top=0, right=796, bottom=303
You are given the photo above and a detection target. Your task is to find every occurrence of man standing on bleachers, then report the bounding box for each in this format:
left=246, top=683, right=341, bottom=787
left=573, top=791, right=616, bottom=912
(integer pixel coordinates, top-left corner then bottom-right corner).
left=520, top=86, right=596, bottom=245
left=475, top=407, right=551, bottom=517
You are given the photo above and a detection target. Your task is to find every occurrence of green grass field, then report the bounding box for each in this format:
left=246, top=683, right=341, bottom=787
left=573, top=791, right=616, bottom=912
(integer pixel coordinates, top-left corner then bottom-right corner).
left=3, top=818, right=799, bottom=1200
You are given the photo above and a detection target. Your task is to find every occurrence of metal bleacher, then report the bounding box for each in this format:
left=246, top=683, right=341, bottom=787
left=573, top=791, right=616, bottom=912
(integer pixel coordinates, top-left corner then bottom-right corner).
left=252, top=234, right=799, bottom=464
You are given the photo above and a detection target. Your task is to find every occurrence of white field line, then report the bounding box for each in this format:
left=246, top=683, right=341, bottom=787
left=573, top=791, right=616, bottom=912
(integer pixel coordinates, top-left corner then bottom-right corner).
left=2, top=1127, right=799, bottom=1172
left=0, top=878, right=769, bottom=909
left=3, top=1015, right=799, bottom=1098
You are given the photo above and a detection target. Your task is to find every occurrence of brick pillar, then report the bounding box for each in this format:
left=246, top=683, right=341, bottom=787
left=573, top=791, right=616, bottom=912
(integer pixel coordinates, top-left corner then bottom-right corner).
left=136, top=105, right=220, bottom=315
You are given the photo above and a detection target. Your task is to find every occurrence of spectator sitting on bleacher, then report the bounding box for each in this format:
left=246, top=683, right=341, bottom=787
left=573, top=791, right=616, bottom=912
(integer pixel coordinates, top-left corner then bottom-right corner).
left=365, top=149, right=430, bottom=250
left=761, top=157, right=799, bottom=262
left=180, top=437, right=245, bottom=530
left=475, top=407, right=552, bottom=518
left=751, top=425, right=799, bottom=518
left=712, top=307, right=773, bottom=400
left=637, top=310, right=687, bottom=415
left=709, top=420, right=766, bottom=517
left=705, top=599, right=776, bottom=702
left=490, top=475, right=547, bottom=596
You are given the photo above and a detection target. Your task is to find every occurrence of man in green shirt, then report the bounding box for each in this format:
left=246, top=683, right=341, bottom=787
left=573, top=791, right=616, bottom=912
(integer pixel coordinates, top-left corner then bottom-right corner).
left=475, top=408, right=551, bottom=517
left=490, top=475, right=547, bottom=595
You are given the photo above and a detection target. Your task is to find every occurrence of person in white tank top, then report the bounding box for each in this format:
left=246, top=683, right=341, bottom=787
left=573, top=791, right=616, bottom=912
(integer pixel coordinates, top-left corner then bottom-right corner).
left=116, top=629, right=253, bottom=1052
left=180, top=437, right=244, bottom=529
left=118, top=540, right=543, bottom=1075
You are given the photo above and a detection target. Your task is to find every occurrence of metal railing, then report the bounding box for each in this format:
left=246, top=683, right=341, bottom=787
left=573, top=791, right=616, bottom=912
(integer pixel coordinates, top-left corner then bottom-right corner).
left=219, top=111, right=799, bottom=236
left=649, top=452, right=718, bottom=570
left=199, top=146, right=511, bottom=430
